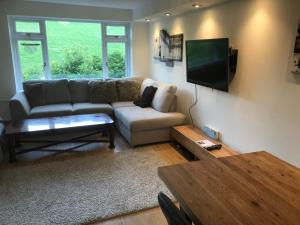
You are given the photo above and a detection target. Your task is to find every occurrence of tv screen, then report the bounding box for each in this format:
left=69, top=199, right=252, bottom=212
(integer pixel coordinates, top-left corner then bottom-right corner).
left=186, top=38, right=229, bottom=92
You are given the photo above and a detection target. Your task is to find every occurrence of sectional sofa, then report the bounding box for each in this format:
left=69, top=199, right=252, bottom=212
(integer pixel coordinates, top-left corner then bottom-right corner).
left=9, top=77, right=186, bottom=146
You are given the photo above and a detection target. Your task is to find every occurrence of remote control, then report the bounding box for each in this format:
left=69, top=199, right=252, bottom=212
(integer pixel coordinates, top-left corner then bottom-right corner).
left=205, top=144, right=222, bottom=151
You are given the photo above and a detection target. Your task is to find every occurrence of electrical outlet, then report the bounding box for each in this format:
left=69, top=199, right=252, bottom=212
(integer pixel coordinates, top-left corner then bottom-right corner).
left=203, top=126, right=220, bottom=140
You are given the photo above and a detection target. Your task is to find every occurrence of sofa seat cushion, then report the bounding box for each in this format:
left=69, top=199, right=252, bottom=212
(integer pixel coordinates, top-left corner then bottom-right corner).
left=111, top=101, right=135, bottom=108
left=114, top=106, right=186, bottom=132
left=72, top=103, right=113, bottom=115
left=29, top=104, right=73, bottom=118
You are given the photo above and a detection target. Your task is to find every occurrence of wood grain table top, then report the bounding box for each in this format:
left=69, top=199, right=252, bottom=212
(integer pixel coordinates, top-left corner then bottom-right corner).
left=158, top=151, right=300, bottom=225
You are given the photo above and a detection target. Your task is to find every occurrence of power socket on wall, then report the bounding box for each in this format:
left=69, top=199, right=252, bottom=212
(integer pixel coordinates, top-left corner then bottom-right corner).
left=203, top=126, right=220, bottom=141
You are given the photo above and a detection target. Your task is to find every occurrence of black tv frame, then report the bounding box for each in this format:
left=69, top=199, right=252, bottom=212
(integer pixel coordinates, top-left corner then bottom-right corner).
left=186, top=38, right=230, bottom=92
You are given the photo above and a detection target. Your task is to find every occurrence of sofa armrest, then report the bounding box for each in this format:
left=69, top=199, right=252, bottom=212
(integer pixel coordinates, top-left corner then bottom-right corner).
left=10, top=92, right=31, bottom=121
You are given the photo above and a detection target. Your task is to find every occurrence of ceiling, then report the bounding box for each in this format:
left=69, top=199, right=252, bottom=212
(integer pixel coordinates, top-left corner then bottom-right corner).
left=26, top=0, right=149, bottom=9
left=26, top=0, right=231, bottom=21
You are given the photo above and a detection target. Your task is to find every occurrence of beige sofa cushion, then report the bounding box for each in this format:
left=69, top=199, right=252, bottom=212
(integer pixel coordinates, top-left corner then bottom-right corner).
left=89, top=80, right=118, bottom=103
left=72, top=103, right=113, bottom=115
left=29, top=104, right=72, bottom=118
left=114, top=106, right=186, bottom=132
left=111, top=101, right=135, bottom=108
left=23, top=79, right=71, bottom=105
left=152, top=83, right=177, bottom=113
left=45, top=79, right=72, bottom=104
left=23, top=83, right=46, bottom=107
left=117, top=80, right=141, bottom=102
left=69, top=80, right=89, bottom=103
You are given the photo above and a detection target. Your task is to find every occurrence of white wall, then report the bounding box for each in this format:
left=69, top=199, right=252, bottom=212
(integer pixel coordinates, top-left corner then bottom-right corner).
left=131, top=22, right=150, bottom=77
left=0, top=0, right=150, bottom=120
left=149, top=0, right=300, bottom=166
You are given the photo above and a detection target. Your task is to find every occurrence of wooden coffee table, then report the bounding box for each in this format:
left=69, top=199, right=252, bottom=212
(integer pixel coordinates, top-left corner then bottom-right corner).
left=5, top=113, right=114, bottom=163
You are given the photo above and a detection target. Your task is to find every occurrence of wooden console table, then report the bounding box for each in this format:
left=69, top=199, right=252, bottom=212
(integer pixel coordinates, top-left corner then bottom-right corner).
left=171, top=125, right=238, bottom=160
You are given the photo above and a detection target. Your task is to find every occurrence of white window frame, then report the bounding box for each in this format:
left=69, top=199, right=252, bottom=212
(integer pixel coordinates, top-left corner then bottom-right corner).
left=102, top=22, right=131, bottom=78
left=8, top=16, right=131, bottom=91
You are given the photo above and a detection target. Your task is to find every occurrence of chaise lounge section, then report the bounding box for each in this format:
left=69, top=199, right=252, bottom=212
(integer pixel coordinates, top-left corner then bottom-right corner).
left=9, top=77, right=186, bottom=146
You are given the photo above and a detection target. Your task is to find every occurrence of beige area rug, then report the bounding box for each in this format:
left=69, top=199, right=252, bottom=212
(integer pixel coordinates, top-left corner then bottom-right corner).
left=0, top=147, right=174, bottom=225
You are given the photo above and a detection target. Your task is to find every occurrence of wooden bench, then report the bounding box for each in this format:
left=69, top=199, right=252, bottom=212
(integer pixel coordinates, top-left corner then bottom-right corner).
left=171, top=125, right=238, bottom=160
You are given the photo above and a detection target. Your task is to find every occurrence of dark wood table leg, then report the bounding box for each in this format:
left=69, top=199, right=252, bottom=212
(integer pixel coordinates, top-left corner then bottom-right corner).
left=8, top=135, right=16, bottom=163
left=108, top=125, right=115, bottom=149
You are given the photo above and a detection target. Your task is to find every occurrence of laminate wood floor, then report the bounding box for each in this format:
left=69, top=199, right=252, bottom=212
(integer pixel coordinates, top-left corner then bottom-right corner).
left=2, top=130, right=187, bottom=225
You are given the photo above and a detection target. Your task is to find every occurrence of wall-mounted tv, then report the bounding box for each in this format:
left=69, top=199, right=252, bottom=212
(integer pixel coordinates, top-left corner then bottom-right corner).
left=186, top=38, right=229, bottom=92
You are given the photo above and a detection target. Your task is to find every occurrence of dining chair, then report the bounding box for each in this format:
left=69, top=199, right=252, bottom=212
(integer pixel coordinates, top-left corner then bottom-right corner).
left=158, top=192, right=192, bottom=225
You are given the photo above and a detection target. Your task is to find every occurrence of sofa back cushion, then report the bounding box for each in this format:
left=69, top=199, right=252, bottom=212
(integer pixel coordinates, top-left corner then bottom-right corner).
left=89, top=80, right=118, bottom=103
left=117, top=80, right=141, bottom=102
left=44, top=79, right=71, bottom=104
left=23, top=83, right=46, bottom=107
left=152, top=83, right=177, bottom=113
left=69, top=80, right=89, bottom=103
left=24, top=79, right=71, bottom=105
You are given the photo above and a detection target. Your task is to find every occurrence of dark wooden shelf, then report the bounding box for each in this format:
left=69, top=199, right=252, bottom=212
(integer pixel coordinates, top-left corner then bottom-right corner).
left=171, top=125, right=238, bottom=160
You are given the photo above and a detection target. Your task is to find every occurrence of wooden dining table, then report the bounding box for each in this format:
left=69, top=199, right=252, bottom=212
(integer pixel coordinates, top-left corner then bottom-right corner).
left=158, top=151, right=300, bottom=225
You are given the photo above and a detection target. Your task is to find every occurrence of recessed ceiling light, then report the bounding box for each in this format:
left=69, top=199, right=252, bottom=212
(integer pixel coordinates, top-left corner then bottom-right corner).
left=164, top=12, right=172, bottom=16
left=192, top=4, right=201, bottom=8
left=145, top=18, right=151, bottom=22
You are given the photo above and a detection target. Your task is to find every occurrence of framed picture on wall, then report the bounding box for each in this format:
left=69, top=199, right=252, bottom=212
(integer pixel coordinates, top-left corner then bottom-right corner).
left=154, top=29, right=184, bottom=67
left=170, top=34, right=184, bottom=61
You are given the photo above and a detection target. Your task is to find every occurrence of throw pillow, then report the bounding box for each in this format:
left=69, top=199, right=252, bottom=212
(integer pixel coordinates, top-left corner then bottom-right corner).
left=140, top=78, right=157, bottom=97
left=89, top=80, right=118, bottom=103
left=152, top=83, right=177, bottom=113
left=117, top=80, right=141, bottom=101
left=134, top=86, right=157, bottom=108
left=23, top=83, right=46, bottom=107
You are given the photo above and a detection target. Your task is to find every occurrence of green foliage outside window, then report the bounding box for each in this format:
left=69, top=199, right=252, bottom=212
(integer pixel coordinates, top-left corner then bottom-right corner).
left=18, top=21, right=126, bottom=81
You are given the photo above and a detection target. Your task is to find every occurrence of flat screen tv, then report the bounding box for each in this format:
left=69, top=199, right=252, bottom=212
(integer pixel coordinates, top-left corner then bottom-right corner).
left=186, top=38, right=229, bottom=92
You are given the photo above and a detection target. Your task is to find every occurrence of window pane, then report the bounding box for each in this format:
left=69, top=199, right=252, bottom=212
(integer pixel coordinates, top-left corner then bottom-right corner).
left=16, top=21, right=40, bottom=33
left=18, top=40, right=45, bottom=81
left=106, top=26, right=126, bottom=36
left=107, top=42, right=126, bottom=78
left=46, top=20, right=103, bottom=79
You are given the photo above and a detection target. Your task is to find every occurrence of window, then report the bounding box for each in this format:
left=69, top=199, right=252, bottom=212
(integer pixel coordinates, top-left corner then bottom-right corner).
left=9, top=17, right=131, bottom=90
left=17, top=40, right=45, bottom=80
left=15, top=21, right=41, bottom=33
left=106, top=25, right=126, bottom=36
left=46, top=21, right=103, bottom=80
